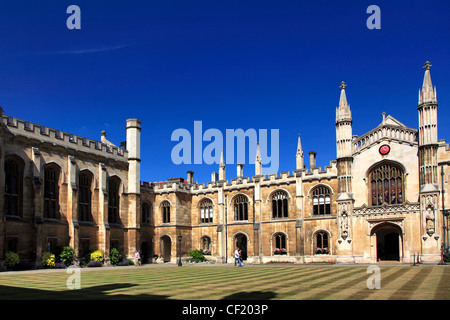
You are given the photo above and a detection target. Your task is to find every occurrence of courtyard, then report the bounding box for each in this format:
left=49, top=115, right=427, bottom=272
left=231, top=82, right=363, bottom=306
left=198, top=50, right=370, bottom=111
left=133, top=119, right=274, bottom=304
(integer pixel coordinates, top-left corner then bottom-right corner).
left=0, top=263, right=448, bottom=300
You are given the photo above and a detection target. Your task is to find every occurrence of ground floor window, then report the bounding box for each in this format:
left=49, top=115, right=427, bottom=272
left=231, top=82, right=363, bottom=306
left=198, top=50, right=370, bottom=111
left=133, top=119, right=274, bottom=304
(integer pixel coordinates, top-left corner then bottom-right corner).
left=6, top=236, right=19, bottom=253
left=47, top=237, right=58, bottom=253
left=273, top=233, right=287, bottom=255
left=315, top=231, right=329, bottom=255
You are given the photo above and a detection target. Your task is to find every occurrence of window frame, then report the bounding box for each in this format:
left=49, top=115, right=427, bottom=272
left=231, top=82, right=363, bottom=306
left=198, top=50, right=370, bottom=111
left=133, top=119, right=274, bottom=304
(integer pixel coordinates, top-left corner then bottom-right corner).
left=44, top=164, right=60, bottom=220
left=108, top=176, right=121, bottom=224
left=233, top=195, right=249, bottom=221
left=312, top=186, right=331, bottom=216
left=199, top=198, right=213, bottom=224
left=142, top=201, right=152, bottom=225
left=161, top=201, right=171, bottom=224
left=271, top=191, right=289, bottom=219
left=4, top=157, right=24, bottom=217
left=369, top=162, right=404, bottom=206
left=78, top=170, right=93, bottom=222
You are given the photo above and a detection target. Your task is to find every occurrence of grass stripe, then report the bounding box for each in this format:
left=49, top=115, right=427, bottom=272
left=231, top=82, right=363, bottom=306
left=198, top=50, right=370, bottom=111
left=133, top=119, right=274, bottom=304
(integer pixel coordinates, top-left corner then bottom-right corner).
left=0, top=265, right=448, bottom=300
left=278, top=267, right=361, bottom=299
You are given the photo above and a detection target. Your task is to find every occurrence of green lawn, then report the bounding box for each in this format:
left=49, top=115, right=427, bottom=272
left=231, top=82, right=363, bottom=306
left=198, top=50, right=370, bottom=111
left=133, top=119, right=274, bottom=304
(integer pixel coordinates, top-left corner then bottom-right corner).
left=0, top=265, right=448, bottom=300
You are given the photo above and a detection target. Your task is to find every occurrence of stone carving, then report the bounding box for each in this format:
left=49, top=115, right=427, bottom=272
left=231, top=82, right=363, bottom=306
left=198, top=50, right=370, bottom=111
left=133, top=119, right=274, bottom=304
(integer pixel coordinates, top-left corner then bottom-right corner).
left=422, top=194, right=438, bottom=237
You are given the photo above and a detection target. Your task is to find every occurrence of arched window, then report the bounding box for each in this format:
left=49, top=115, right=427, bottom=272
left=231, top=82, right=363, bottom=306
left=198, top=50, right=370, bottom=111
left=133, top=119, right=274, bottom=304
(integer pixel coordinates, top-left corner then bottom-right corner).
left=161, top=201, right=171, bottom=224
left=78, top=170, right=93, bottom=222
left=44, top=164, right=60, bottom=219
left=273, top=233, right=287, bottom=255
left=108, top=176, right=121, bottom=224
left=369, top=162, right=404, bottom=206
left=4, top=157, right=24, bottom=217
left=272, top=190, right=288, bottom=219
left=199, top=198, right=213, bottom=224
left=312, top=186, right=331, bottom=216
left=315, top=231, right=329, bottom=254
left=142, top=202, right=152, bottom=224
left=233, top=195, right=248, bottom=221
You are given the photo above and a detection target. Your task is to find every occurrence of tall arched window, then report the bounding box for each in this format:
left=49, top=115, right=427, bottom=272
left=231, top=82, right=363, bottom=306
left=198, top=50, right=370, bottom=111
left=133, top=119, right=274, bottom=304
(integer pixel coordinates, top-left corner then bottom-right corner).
left=44, top=164, right=60, bottom=219
left=78, top=170, right=93, bottom=222
left=234, top=195, right=249, bottom=221
left=199, top=198, right=213, bottom=224
left=272, top=190, right=289, bottom=219
left=312, top=186, right=331, bottom=216
left=5, top=156, right=24, bottom=217
left=369, top=162, right=404, bottom=206
left=161, top=201, right=171, bottom=224
left=142, top=202, right=152, bottom=224
left=108, top=176, right=121, bottom=224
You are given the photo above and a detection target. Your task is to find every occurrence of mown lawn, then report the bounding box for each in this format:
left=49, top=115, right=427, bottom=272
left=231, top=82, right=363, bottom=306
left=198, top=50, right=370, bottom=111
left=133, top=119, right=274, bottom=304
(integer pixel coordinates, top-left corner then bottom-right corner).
left=0, top=265, right=448, bottom=300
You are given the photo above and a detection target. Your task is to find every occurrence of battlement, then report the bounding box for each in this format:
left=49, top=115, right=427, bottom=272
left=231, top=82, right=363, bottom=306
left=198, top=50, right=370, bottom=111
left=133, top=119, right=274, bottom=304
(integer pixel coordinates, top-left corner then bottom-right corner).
left=353, top=123, right=418, bottom=155
left=2, top=114, right=128, bottom=161
left=141, top=162, right=339, bottom=195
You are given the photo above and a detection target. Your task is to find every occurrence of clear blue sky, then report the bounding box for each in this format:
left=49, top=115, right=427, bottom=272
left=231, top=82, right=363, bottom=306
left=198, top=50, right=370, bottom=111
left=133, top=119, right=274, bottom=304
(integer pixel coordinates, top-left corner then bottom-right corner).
left=1, top=0, right=449, bottom=183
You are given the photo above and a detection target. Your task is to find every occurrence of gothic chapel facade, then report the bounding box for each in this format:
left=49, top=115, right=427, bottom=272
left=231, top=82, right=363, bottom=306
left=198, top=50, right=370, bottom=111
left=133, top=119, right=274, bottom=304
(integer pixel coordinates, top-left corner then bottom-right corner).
left=1, top=62, right=449, bottom=267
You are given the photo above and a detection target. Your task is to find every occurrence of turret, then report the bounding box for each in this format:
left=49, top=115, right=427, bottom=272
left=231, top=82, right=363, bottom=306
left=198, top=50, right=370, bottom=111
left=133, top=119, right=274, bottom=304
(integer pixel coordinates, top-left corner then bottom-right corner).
left=126, top=118, right=141, bottom=194
left=417, top=61, right=439, bottom=187
left=335, top=81, right=353, bottom=159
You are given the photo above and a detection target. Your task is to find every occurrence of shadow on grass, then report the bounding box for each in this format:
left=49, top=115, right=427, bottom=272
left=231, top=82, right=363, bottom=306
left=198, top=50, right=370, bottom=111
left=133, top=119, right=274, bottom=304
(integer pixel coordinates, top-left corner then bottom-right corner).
left=0, top=283, right=277, bottom=300
left=0, top=283, right=171, bottom=300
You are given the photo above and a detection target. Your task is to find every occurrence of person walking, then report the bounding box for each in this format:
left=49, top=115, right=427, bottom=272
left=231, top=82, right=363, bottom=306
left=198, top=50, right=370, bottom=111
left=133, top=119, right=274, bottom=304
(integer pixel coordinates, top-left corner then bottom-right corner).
left=234, top=247, right=243, bottom=267
left=134, top=251, right=141, bottom=266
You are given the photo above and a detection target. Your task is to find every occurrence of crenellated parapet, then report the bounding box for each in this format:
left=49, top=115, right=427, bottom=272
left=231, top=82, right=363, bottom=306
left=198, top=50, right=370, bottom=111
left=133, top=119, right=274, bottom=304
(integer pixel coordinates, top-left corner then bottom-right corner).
left=2, top=114, right=128, bottom=161
left=352, top=123, right=418, bottom=155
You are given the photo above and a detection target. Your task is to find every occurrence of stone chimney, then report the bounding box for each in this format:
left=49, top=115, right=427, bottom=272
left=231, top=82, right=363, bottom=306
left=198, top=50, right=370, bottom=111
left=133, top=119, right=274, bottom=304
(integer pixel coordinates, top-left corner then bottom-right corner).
left=309, top=151, right=317, bottom=169
left=187, top=170, right=194, bottom=184
left=237, top=163, right=244, bottom=178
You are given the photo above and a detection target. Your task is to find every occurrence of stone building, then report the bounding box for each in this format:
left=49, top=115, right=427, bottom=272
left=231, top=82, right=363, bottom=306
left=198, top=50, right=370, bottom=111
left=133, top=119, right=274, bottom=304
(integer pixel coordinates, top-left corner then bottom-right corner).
left=1, top=62, right=449, bottom=267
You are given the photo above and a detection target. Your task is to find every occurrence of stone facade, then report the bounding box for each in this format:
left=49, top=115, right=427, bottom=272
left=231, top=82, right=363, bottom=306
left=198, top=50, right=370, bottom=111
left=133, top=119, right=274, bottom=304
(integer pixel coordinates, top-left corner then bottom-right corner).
left=1, top=62, right=449, bottom=268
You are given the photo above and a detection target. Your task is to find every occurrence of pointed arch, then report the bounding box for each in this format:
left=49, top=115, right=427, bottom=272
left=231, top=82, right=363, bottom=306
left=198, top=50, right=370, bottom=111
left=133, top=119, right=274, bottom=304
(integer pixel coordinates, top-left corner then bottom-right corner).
left=44, top=162, right=62, bottom=219
left=107, top=175, right=121, bottom=224
left=78, top=169, right=93, bottom=222
left=4, top=154, right=25, bottom=217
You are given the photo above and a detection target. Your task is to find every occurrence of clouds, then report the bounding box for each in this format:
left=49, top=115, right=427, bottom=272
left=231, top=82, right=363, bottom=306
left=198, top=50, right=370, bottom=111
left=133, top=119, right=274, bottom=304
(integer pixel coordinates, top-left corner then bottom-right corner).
left=32, top=44, right=130, bottom=56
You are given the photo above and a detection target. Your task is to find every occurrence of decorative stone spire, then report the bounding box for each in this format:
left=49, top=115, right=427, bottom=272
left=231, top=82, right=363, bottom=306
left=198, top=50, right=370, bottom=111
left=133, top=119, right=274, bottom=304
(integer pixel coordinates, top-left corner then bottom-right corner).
left=219, top=148, right=225, bottom=168
left=419, top=61, right=437, bottom=104
left=336, top=81, right=352, bottom=123
left=255, top=142, right=262, bottom=176
left=335, top=81, right=353, bottom=159
left=296, top=134, right=304, bottom=170
left=219, top=149, right=226, bottom=181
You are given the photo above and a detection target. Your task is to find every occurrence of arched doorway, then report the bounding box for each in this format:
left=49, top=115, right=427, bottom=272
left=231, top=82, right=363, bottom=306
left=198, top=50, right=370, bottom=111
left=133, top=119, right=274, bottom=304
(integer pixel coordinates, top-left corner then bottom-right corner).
left=234, top=233, right=248, bottom=261
left=371, top=223, right=402, bottom=262
left=231, top=233, right=248, bottom=260
left=160, top=235, right=172, bottom=263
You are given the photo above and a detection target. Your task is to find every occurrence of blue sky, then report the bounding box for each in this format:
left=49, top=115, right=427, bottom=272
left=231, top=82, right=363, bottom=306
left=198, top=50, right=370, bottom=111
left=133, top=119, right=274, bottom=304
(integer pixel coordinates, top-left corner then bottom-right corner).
left=1, top=0, right=449, bottom=183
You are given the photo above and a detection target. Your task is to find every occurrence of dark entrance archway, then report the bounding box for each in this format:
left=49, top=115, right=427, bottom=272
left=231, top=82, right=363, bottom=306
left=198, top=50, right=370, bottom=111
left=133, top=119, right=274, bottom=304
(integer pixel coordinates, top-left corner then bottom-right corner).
left=141, top=241, right=150, bottom=264
left=372, top=223, right=402, bottom=261
left=235, top=233, right=248, bottom=261
left=160, top=235, right=172, bottom=263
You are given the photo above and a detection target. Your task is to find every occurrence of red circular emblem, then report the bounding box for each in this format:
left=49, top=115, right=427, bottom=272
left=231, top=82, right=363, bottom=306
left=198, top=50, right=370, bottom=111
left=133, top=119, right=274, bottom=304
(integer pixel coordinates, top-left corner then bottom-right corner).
left=379, top=145, right=390, bottom=155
